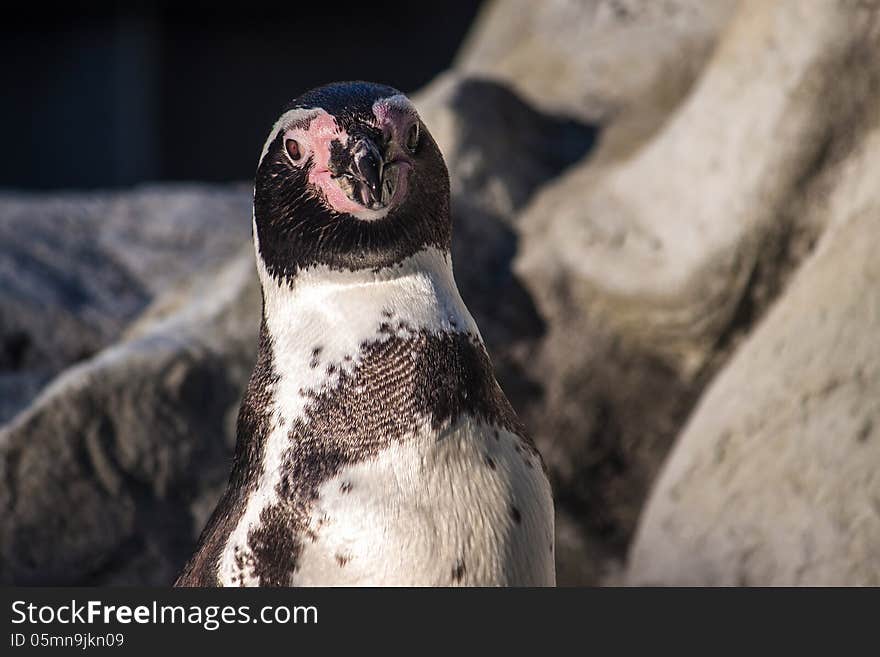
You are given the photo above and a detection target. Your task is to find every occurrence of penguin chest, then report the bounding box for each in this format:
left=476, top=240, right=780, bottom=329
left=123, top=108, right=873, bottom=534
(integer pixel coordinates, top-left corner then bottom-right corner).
left=292, top=418, right=556, bottom=586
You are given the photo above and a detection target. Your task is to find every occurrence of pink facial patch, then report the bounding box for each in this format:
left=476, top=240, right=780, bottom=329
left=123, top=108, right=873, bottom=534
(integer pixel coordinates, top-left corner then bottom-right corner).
left=286, top=111, right=340, bottom=181
left=281, top=99, right=416, bottom=221
left=372, top=95, right=417, bottom=148
left=282, top=111, right=374, bottom=217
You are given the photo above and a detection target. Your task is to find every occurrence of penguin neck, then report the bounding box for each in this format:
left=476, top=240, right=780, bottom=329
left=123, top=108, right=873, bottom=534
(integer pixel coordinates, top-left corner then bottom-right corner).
left=254, top=244, right=483, bottom=396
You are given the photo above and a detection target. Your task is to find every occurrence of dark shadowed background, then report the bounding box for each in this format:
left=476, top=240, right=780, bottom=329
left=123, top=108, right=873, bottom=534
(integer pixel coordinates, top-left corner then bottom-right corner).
left=2, top=1, right=481, bottom=190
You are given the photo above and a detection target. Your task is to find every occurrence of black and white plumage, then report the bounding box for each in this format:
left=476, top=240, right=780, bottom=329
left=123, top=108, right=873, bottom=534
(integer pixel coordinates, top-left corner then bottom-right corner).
left=176, top=82, right=555, bottom=586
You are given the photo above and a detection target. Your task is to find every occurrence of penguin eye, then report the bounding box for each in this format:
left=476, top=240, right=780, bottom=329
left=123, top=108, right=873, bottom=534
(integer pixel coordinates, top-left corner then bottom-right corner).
left=405, top=123, right=419, bottom=153
left=285, top=138, right=303, bottom=162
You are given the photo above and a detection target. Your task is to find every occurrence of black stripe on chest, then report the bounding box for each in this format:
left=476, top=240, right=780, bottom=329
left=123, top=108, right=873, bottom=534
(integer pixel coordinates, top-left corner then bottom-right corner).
left=246, top=319, right=533, bottom=586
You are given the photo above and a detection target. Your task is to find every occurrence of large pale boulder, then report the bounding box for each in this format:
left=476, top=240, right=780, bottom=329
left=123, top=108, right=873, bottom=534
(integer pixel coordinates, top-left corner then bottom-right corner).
left=627, top=201, right=880, bottom=585
left=518, top=0, right=880, bottom=374
left=509, top=0, right=880, bottom=582
left=457, top=0, right=736, bottom=152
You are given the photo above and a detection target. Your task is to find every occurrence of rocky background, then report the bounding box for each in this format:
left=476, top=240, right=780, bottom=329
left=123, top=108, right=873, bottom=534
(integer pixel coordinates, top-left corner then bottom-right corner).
left=2, top=0, right=880, bottom=586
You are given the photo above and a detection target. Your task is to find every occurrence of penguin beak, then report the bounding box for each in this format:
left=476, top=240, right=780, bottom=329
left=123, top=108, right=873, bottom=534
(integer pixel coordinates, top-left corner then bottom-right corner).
left=350, top=137, right=384, bottom=208
left=331, top=136, right=399, bottom=211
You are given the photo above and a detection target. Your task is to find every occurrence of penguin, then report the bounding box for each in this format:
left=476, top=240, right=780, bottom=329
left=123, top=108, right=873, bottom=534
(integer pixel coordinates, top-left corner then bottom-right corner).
left=175, top=81, right=555, bottom=587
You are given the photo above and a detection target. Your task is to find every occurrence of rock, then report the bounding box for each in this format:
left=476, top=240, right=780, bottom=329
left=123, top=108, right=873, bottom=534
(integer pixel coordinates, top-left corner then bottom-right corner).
left=627, top=206, right=880, bottom=586
left=457, top=0, right=736, bottom=151
left=0, top=185, right=252, bottom=423
left=518, top=0, right=879, bottom=375
left=0, top=250, right=260, bottom=584
left=507, top=0, right=880, bottom=582
left=417, top=74, right=597, bottom=221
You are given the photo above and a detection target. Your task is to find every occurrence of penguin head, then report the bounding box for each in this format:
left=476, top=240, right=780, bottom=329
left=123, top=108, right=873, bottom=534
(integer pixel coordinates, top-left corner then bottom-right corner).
left=254, top=81, right=451, bottom=283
